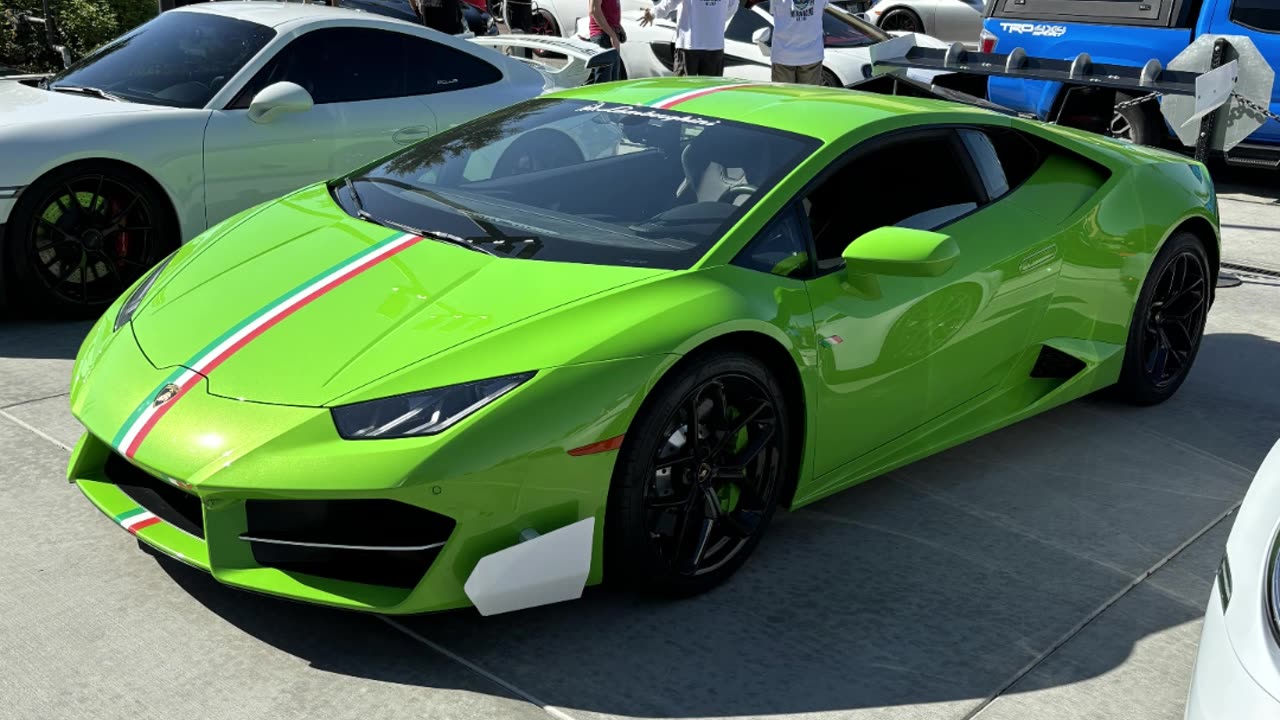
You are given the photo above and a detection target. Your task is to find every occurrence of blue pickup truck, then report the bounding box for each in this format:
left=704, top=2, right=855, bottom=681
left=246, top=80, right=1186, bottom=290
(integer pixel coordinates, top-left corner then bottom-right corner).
left=980, top=0, right=1280, bottom=167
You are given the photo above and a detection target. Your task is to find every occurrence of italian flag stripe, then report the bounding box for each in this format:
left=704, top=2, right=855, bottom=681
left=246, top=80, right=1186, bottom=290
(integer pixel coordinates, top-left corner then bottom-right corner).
left=648, top=83, right=754, bottom=109
left=113, top=231, right=422, bottom=459
left=114, top=508, right=161, bottom=534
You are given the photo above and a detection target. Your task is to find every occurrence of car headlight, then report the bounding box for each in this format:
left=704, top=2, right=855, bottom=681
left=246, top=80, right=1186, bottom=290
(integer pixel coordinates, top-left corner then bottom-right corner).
left=114, top=255, right=173, bottom=332
left=331, top=372, right=535, bottom=439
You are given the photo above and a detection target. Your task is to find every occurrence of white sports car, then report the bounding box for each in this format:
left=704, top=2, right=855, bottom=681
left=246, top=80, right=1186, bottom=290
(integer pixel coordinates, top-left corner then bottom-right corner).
left=0, top=1, right=553, bottom=316
left=578, top=0, right=943, bottom=87
left=864, top=0, right=985, bottom=48
left=1186, top=438, right=1280, bottom=719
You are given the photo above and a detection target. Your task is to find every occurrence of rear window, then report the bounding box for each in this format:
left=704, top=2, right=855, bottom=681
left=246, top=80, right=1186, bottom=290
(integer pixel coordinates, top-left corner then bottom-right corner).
left=987, top=0, right=1193, bottom=28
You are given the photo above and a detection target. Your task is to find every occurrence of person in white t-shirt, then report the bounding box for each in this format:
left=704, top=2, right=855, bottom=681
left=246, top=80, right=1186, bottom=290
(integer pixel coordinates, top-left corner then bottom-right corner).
left=746, top=0, right=827, bottom=85
left=640, top=0, right=738, bottom=77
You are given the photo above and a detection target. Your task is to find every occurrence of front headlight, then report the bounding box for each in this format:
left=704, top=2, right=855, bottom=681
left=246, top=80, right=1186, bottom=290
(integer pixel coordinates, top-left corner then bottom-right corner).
left=331, top=372, right=535, bottom=439
left=114, top=255, right=173, bottom=332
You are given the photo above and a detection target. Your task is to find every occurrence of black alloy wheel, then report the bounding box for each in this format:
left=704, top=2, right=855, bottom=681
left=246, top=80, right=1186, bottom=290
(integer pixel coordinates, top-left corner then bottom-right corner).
left=1139, top=249, right=1208, bottom=389
left=1115, top=231, right=1211, bottom=405
left=607, top=351, right=790, bottom=595
left=6, top=164, right=175, bottom=318
left=879, top=8, right=922, bottom=33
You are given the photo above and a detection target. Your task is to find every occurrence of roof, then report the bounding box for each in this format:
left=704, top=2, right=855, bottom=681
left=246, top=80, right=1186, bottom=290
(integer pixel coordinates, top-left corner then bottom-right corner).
left=550, top=78, right=1002, bottom=144
left=174, top=0, right=413, bottom=29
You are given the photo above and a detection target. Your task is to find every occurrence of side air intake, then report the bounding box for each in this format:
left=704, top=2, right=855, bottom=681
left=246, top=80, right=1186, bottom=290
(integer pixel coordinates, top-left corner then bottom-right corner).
left=1030, top=345, right=1088, bottom=380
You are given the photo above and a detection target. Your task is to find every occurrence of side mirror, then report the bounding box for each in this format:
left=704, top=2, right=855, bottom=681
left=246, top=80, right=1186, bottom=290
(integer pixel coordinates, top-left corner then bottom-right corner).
left=752, top=27, right=772, bottom=56
left=842, top=226, right=959, bottom=278
left=247, top=81, right=314, bottom=124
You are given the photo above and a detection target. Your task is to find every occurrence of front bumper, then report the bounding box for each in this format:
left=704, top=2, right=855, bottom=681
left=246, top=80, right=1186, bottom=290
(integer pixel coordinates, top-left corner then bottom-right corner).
left=1186, top=584, right=1280, bottom=719
left=68, top=321, right=665, bottom=614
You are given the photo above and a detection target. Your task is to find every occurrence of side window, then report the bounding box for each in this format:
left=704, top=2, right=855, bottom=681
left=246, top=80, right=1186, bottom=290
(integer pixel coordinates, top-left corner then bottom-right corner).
left=1231, top=0, right=1280, bottom=32
left=403, top=35, right=503, bottom=95
left=959, top=130, right=1009, bottom=201
left=230, top=29, right=498, bottom=108
left=804, top=130, right=984, bottom=265
left=733, top=205, right=811, bottom=278
left=726, top=7, right=770, bottom=43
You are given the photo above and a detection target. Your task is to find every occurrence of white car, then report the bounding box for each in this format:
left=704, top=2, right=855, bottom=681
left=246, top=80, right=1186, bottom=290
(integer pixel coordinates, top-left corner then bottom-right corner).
left=864, top=0, right=985, bottom=48
left=0, top=1, right=547, bottom=317
left=580, top=0, right=942, bottom=86
left=1186, top=438, right=1280, bottom=719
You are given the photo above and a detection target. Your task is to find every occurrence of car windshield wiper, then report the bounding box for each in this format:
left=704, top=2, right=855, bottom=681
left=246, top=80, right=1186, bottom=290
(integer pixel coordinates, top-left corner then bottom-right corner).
left=48, top=84, right=127, bottom=102
left=342, top=178, right=497, bottom=257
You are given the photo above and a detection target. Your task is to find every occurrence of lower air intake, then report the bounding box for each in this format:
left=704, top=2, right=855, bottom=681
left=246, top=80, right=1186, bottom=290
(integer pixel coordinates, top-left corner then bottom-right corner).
left=1030, top=345, right=1087, bottom=380
left=242, top=499, right=455, bottom=589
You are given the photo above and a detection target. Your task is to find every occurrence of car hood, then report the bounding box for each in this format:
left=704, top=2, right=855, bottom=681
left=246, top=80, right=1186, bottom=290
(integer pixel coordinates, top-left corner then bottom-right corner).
left=0, top=80, right=155, bottom=129
left=132, top=185, right=666, bottom=407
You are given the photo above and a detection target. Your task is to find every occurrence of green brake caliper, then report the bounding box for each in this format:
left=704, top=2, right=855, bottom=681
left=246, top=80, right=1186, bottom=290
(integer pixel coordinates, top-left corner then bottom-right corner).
left=717, top=407, right=748, bottom=513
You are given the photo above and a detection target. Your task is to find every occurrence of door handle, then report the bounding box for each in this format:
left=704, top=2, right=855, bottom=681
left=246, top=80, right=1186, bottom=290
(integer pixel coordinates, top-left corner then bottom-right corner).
left=392, top=125, right=434, bottom=145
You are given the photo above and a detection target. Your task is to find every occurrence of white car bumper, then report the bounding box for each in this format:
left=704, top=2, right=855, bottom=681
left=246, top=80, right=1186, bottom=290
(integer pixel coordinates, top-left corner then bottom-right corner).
left=1186, top=583, right=1280, bottom=719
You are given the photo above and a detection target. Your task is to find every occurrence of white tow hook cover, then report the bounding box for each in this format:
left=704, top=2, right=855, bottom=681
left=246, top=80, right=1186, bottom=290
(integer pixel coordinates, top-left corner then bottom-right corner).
left=464, top=518, right=594, bottom=616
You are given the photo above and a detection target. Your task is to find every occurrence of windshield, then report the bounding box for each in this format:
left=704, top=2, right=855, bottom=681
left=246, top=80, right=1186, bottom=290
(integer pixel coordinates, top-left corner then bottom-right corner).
left=47, top=11, right=276, bottom=108
left=336, top=99, right=820, bottom=270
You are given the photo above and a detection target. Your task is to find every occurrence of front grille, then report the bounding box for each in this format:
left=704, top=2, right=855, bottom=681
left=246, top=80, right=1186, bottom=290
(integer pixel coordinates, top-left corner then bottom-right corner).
left=104, top=453, right=204, bottom=538
left=243, top=500, right=455, bottom=589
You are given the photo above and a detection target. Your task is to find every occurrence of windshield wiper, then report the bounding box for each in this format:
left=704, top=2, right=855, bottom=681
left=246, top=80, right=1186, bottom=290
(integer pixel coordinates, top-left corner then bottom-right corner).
left=48, top=84, right=127, bottom=102
left=342, top=178, right=497, bottom=257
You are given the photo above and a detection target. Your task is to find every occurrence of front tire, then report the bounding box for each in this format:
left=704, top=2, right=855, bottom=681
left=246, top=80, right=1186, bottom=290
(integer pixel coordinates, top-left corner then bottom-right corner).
left=878, top=7, right=923, bottom=33
left=4, top=162, right=177, bottom=319
left=1115, top=232, right=1211, bottom=405
left=606, top=351, right=790, bottom=596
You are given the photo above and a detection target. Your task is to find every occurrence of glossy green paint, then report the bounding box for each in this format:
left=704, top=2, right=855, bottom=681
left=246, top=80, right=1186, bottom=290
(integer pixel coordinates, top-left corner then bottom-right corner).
left=843, top=227, right=960, bottom=277
left=67, top=80, right=1219, bottom=613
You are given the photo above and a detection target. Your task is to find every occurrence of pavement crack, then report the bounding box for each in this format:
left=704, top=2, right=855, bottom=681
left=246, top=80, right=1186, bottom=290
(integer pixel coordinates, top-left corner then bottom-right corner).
left=379, top=616, right=581, bottom=720
left=0, top=408, right=73, bottom=453
left=964, top=505, right=1240, bottom=720
left=0, top=391, right=70, bottom=410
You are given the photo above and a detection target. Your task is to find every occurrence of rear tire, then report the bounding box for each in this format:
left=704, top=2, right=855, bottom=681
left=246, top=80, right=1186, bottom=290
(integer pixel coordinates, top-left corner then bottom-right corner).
left=4, top=162, right=177, bottom=319
left=1114, top=232, right=1210, bottom=405
left=821, top=68, right=841, bottom=87
left=878, top=7, right=923, bottom=33
left=1110, top=92, right=1163, bottom=146
left=605, top=351, right=790, bottom=596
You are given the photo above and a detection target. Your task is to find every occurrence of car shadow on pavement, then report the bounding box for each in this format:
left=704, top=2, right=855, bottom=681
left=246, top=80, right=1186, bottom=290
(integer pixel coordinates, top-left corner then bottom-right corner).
left=146, top=329, right=1279, bottom=718
left=0, top=320, right=94, bottom=359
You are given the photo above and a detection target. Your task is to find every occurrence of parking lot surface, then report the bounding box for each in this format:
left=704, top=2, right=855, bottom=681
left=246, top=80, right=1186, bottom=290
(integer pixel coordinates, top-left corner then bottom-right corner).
left=2, top=166, right=1278, bottom=720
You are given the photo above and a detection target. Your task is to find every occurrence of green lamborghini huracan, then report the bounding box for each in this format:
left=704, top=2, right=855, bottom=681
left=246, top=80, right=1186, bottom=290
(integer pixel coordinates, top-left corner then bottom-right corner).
left=68, top=79, right=1218, bottom=615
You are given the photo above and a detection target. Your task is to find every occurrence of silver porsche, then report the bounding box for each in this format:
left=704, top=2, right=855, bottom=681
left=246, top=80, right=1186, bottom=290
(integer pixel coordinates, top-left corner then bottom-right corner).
left=864, top=0, right=986, bottom=48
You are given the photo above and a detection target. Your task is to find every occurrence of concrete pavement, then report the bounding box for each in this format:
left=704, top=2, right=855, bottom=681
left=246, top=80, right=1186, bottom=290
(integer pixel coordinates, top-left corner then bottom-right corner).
left=1, top=166, right=1278, bottom=720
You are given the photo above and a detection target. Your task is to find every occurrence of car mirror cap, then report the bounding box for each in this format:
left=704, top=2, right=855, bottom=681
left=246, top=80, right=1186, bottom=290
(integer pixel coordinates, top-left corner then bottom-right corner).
left=248, top=81, right=314, bottom=124
left=842, top=226, right=959, bottom=278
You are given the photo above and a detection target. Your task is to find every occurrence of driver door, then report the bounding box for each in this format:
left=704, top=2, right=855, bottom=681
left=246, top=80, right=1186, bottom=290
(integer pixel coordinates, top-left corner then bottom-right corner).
left=202, top=27, right=439, bottom=227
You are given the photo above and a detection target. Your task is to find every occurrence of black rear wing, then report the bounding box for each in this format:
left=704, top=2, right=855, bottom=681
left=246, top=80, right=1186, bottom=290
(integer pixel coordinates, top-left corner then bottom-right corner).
left=852, top=34, right=1263, bottom=158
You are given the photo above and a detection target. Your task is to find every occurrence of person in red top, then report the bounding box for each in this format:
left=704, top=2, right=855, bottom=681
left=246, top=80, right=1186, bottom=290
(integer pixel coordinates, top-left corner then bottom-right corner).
left=589, top=0, right=625, bottom=80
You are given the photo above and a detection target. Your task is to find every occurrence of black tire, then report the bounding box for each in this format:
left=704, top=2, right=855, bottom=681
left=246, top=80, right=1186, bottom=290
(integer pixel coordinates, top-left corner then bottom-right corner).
left=879, top=7, right=923, bottom=33
left=820, top=68, right=841, bottom=87
left=4, top=162, right=177, bottom=319
left=1115, top=232, right=1211, bottom=405
left=1110, top=92, right=1163, bottom=146
left=606, top=350, right=791, bottom=596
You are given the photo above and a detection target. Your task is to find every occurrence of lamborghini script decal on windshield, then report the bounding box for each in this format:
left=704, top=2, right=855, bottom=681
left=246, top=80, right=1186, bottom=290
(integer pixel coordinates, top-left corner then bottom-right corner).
left=576, top=101, right=721, bottom=126
left=112, top=231, right=423, bottom=459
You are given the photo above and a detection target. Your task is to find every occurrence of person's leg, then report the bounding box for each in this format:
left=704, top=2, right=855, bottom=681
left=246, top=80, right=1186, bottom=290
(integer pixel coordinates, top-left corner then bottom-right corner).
left=674, top=48, right=690, bottom=76
left=704, top=49, right=725, bottom=77
left=771, top=63, right=797, bottom=83
left=796, top=61, right=824, bottom=85
left=590, top=33, right=617, bottom=81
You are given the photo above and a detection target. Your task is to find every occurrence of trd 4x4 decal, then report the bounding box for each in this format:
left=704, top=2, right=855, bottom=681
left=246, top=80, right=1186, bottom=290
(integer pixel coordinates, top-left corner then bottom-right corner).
left=999, top=22, right=1067, bottom=37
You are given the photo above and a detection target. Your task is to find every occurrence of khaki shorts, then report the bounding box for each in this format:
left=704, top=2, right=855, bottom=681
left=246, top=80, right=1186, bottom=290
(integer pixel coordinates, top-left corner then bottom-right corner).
left=771, top=61, right=824, bottom=85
